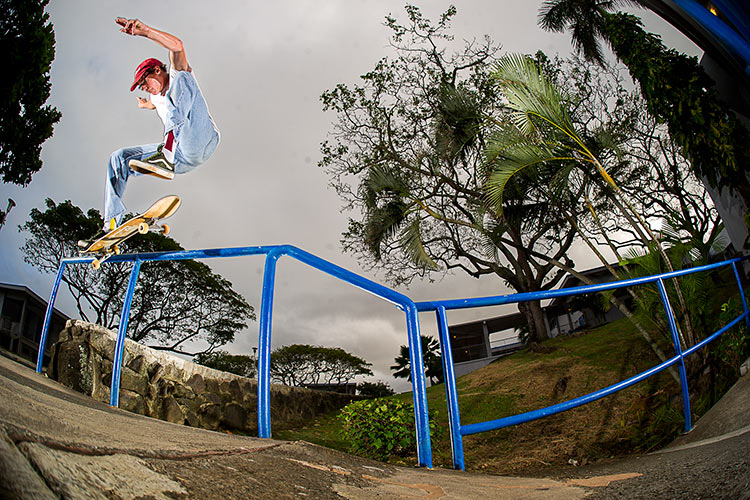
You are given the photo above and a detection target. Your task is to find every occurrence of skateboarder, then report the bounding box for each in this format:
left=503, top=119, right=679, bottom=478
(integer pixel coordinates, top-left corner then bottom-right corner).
left=79, top=17, right=219, bottom=248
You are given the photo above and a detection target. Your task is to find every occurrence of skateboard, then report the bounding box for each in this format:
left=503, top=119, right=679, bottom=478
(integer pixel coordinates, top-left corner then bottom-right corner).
left=81, top=195, right=181, bottom=269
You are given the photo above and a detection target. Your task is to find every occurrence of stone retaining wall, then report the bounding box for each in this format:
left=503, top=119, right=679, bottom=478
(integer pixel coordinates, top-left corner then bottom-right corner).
left=48, top=320, right=358, bottom=433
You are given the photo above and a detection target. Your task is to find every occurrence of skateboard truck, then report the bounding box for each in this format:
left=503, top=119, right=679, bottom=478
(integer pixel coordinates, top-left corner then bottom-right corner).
left=82, top=195, right=180, bottom=269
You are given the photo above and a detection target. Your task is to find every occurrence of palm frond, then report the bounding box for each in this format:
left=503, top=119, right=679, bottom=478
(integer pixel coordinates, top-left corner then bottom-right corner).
left=434, top=84, right=482, bottom=161
left=484, top=137, right=561, bottom=215
left=363, top=199, right=410, bottom=259
left=399, top=218, right=438, bottom=270
left=538, top=1, right=649, bottom=66
left=538, top=0, right=578, bottom=32
left=365, top=165, right=409, bottom=198
left=477, top=216, right=509, bottom=262
left=492, top=54, right=577, bottom=143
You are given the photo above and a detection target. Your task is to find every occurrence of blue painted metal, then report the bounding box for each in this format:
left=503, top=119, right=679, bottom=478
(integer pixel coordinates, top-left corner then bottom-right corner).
left=732, top=262, right=750, bottom=331
left=415, top=257, right=747, bottom=312
left=257, top=250, right=281, bottom=438
left=671, top=0, right=750, bottom=69
left=421, top=256, right=748, bottom=467
left=460, top=352, right=681, bottom=435
left=404, top=301, right=431, bottom=467
left=436, top=306, right=464, bottom=470
left=684, top=310, right=748, bottom=358
left=36, top=245, right=748, bottom=471
left=37, top=244, right=432, bottom=468
left=110, top=259, right=142, bottom=407
left=656, top=278, right=692, bottom=432
left=36, top=262, right=67, bottom=373
left=710, top=0, right=750, bottom=39
left=458, top=307, right=746, bottom=438
left=276, top=246, right=432, bottom=467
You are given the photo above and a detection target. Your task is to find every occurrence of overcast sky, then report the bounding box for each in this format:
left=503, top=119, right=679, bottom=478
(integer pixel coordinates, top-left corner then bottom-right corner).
left=0, top=1, right=701, bottom=392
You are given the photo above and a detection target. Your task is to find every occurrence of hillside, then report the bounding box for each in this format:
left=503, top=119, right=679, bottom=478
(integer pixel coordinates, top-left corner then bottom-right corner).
left=277, top=306, right=746, bottom=475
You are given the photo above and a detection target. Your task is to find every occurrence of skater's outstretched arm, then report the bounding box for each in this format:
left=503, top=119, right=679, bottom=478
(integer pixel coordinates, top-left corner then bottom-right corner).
left=115, top=18, right=191, bottom=72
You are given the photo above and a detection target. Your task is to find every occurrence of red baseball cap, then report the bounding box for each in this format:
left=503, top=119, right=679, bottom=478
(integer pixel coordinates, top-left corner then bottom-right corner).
left=130, top=58, right=164, bottom=91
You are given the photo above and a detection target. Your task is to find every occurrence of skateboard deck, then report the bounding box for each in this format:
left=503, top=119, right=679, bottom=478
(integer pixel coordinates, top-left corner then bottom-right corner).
left=82, top=195, right=181, bottom=269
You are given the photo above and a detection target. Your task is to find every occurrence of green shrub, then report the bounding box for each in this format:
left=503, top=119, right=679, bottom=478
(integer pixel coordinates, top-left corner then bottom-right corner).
left=624, top=391, right=683, bottom=452
left=338, top=398, right=439, bottom=461
left=716, top=297, right=749, bottom=376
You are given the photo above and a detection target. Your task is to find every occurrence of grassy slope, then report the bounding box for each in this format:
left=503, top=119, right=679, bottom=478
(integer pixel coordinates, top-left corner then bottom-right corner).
left=277, top=316, right=680, bottom=474
left=276, top=276, right=744, bottom=475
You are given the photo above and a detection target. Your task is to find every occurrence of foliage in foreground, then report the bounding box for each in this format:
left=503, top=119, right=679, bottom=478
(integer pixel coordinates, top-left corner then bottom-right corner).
left=338, top=398, right=439, bottom=462
left=358, top=380, right=395, bottom=398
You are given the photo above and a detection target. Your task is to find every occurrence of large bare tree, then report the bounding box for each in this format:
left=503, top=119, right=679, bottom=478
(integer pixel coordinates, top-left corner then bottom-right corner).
left=319, top=5, right=583, bottom=341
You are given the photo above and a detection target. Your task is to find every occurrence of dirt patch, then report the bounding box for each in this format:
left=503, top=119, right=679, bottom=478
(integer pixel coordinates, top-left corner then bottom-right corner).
left=432, top=335, right=675, bottom=475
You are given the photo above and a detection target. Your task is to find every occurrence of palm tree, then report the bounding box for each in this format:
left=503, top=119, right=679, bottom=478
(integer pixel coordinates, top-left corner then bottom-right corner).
left=538, top=0, right=750, bottom=212
left=538, top=1, right=648, bottom=66
left=483, top=53, right=696, bottom=350
left=391, top=335, right=444, bottom=386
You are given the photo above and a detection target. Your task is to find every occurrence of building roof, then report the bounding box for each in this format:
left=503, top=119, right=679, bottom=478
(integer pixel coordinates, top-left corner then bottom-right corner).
left=0, top=282, right=70, bottom=320
left=447, top=263, right=624, bottom=335
left=449, top=312, right=526, bottom=338
left=642, top=0, right=750, bottom=83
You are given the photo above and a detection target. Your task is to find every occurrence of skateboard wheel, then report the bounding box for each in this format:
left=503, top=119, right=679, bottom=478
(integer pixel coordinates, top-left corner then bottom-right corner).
left=138, top=222, right=149, bottom=234
left=161, top=224, right=170, bottom=235
left=114, top=245, right=121, bottom=255
left=92, top=259, right=101, bottom=270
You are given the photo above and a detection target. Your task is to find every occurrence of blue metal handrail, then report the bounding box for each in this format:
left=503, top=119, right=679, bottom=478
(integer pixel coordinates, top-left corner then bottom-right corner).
left=417, top=256, right=750, bottom=470
left=35, top=245, right=433, bottom=468
left=35, top=245, right=749, bottom=472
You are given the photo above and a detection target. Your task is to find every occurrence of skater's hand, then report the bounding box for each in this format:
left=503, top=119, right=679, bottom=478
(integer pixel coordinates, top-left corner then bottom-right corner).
left=136, top=97, right=155, bottom=110
left=115, top=17, right=149, bottom=37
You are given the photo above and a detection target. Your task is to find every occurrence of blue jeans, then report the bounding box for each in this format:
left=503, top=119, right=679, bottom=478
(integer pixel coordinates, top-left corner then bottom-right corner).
left=104, top=71, right=219, bottom=226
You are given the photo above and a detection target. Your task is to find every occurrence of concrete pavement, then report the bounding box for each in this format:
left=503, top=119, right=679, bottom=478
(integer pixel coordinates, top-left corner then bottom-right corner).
left=1, top=353, right=748, bottom=499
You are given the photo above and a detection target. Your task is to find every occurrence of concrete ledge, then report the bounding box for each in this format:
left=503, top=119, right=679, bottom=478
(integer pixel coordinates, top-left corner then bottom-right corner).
left=740, top=356, right=750, bottom=377
left=0, top=426, right=56, bottom=500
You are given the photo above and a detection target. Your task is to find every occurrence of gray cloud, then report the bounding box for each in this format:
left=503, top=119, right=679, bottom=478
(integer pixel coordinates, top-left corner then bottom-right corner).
left=0, top=1, right=700, bottom=393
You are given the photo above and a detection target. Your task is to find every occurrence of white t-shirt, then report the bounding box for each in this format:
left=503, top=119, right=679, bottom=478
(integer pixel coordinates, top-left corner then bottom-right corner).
left=148, top=67, right=178, bottom=126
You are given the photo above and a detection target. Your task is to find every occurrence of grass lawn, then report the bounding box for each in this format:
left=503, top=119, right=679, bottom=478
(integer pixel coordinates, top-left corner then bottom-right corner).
left=278, top=315, right=682, bottom=473
left=278, top=273, right=747, bottom=474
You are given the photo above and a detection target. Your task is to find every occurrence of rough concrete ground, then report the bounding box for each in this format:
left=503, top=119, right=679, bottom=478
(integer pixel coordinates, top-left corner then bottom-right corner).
left=1, top=353, right=748, bottom=499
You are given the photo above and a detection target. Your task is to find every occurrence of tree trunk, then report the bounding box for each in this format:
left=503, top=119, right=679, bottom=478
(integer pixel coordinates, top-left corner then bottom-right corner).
left=519, top=300, right=549, bottom=343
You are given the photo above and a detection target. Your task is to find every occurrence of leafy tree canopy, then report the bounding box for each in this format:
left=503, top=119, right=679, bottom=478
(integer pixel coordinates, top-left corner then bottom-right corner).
left=270, top=344, right=373, bottom=387
left=194, top=350, right=257, bottom=378
left=357, top=380, right=395, bottom=398
left=19, top=198, right=255, bottom=355
left=0, top=0, right=61, bottom=187
left=319, top=5, right=583, bottom=342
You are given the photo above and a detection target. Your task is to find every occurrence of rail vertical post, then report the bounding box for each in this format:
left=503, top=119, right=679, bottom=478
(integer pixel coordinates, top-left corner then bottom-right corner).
left=111, top=259, right=142, bottom=407
left=36, top=262, right=67, bottom=373
left=404, top=303, right=432, bottom=468
left=657, top=278, right=692, bottom=431
left=257, top=250, right=280, bottom=438
left=731, top=262, right=749, bottom=331
left=436, top=306, right=464, bottom=470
